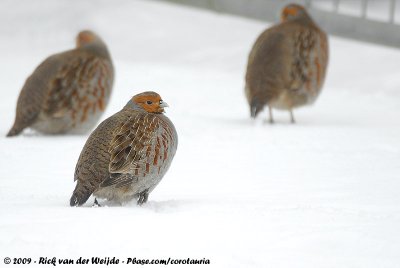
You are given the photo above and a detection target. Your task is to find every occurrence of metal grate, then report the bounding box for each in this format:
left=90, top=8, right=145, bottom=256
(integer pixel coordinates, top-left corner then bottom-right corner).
left=153, top=0, right=400, bottom=48
left=307, top=0, right=398, bottom=24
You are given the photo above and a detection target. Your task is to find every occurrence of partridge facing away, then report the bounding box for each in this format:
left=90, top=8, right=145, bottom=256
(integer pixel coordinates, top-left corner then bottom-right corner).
left=7, top=30, right=114, bottom=136
left=245, top=4, right=328, bottom=123
left=70, top=91, right=178, bottom=206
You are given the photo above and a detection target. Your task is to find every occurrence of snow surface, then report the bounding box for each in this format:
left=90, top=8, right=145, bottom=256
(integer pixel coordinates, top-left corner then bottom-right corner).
left=1, top=0, right=400, bottom=267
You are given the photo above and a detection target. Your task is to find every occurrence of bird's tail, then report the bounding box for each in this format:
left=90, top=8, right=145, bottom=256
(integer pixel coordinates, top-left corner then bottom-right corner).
left=250, top=99, right=265, bottom=119
left=6, top=121, right=25, bottom=137
left=6, top=108, right=38, bottom=137
left=70, top=183, right=92, bottom=206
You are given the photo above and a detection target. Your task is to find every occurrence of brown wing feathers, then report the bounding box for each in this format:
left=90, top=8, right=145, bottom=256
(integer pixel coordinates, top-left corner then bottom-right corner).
left=97, top=114, right=160, bottom=189
left=109, top=114, right=159, bottom=174
left=45, top=54, right=112, bottom=123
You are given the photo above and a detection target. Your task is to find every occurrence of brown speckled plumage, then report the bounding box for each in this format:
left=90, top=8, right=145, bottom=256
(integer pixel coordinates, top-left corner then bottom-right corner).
left=70, top=91, right=178, bottom=206
left=7, top=30, right=114, bottom=136
left=245, top=4, right=328, bottom=123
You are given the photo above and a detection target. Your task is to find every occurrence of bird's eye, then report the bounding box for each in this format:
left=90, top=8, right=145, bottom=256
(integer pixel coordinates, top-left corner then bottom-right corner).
left=146, top=101, right=153, bottom=105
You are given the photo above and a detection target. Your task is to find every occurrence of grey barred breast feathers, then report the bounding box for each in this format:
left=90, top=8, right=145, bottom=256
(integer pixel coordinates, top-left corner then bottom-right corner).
left=245, top=4, right=328, bottom=123
left=7, top=30, right=114, bottom=136
left=70, top=91, right=178, bottom=206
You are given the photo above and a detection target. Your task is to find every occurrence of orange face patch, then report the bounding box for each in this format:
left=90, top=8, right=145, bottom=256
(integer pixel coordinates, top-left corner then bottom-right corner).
left=132, top=93, right=165, bottom=114
left=281, top=5, right=301, bottom=21
left=77, top=31, right=96, bottom=47
left=282, top=7, right=297, bottom=20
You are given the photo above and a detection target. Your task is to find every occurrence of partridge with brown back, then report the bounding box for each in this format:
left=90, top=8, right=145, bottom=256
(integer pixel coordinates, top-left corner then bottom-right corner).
left=245, top=4, right=328, bottom=123
left=70, top=91, right=178, bottom=206
left=7, top=30, right=114, bottom=136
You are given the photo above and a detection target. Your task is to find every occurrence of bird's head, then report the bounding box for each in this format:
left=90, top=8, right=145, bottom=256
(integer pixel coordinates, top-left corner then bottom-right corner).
left=76, top=30, right=104, bottom=47
left=281, top=4, right=309, bottom=22
left=125, top=91, right=169, bottom=114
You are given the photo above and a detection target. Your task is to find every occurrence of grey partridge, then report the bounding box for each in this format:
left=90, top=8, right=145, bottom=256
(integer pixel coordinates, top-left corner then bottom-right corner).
left=7, top=30, right=114, bottom=136
left=70, top=91, right=178, bottom=206
left=245, top=4, right=328, bottom=123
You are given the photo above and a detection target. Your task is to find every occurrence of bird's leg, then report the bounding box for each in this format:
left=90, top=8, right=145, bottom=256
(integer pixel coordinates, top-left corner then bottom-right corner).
left=289, top=109, right=296, bottom=124
left=137, top=189, right=149, bottom=206
left=92, top=198, right=101, bottom=207
left=268, top=106, right=274, bottom=124
left=251, top=106, right=256, bottom=118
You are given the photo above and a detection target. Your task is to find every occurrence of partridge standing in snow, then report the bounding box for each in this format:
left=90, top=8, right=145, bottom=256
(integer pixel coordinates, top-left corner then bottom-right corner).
left=70, top=91, right=178, bottom=206
left=7, top=30, right=114, bottom=136
left=245, top=4, right=328, bottom=123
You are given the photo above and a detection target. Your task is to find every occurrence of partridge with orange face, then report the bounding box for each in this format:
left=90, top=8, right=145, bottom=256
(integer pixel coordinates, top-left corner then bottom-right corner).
left=70, top=91, right=178, bottom=206
left=245, top=4, right=328, bottom=123
left=7, top=30, right=114, bottom=136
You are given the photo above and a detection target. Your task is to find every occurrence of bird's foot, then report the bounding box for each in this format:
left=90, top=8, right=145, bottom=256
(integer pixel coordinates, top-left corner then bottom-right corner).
left=92, top=198, right=101, bottom=207
left=268, top=106, right=274, bottom=124
left=137, top=190, right=149, bottom=206
left=289, top=109, right=296, bottom=124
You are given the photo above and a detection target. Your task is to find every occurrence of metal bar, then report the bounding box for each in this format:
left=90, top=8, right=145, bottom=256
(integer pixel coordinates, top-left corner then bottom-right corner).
left=389, top=0, right=396, bottom=23
left=333, top=0, right=340, bottom=13
left=361, top=0, right=368, bottom=19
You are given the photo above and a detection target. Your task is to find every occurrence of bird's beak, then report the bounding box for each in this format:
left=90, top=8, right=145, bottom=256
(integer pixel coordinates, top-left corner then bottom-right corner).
left=160, top=102, right=169, bottom=108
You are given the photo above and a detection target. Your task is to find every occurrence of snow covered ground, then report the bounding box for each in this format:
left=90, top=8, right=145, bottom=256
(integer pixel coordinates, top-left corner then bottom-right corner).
left=1, top=0, right=400, bottom=267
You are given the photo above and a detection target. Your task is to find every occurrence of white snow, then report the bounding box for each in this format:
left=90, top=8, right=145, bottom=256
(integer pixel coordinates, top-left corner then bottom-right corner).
left=1, top=0, right=400, bottom=267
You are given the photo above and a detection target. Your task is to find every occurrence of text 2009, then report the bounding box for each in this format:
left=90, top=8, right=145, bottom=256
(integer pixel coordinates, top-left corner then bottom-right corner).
left=14, top=258, right=32, bottom=264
